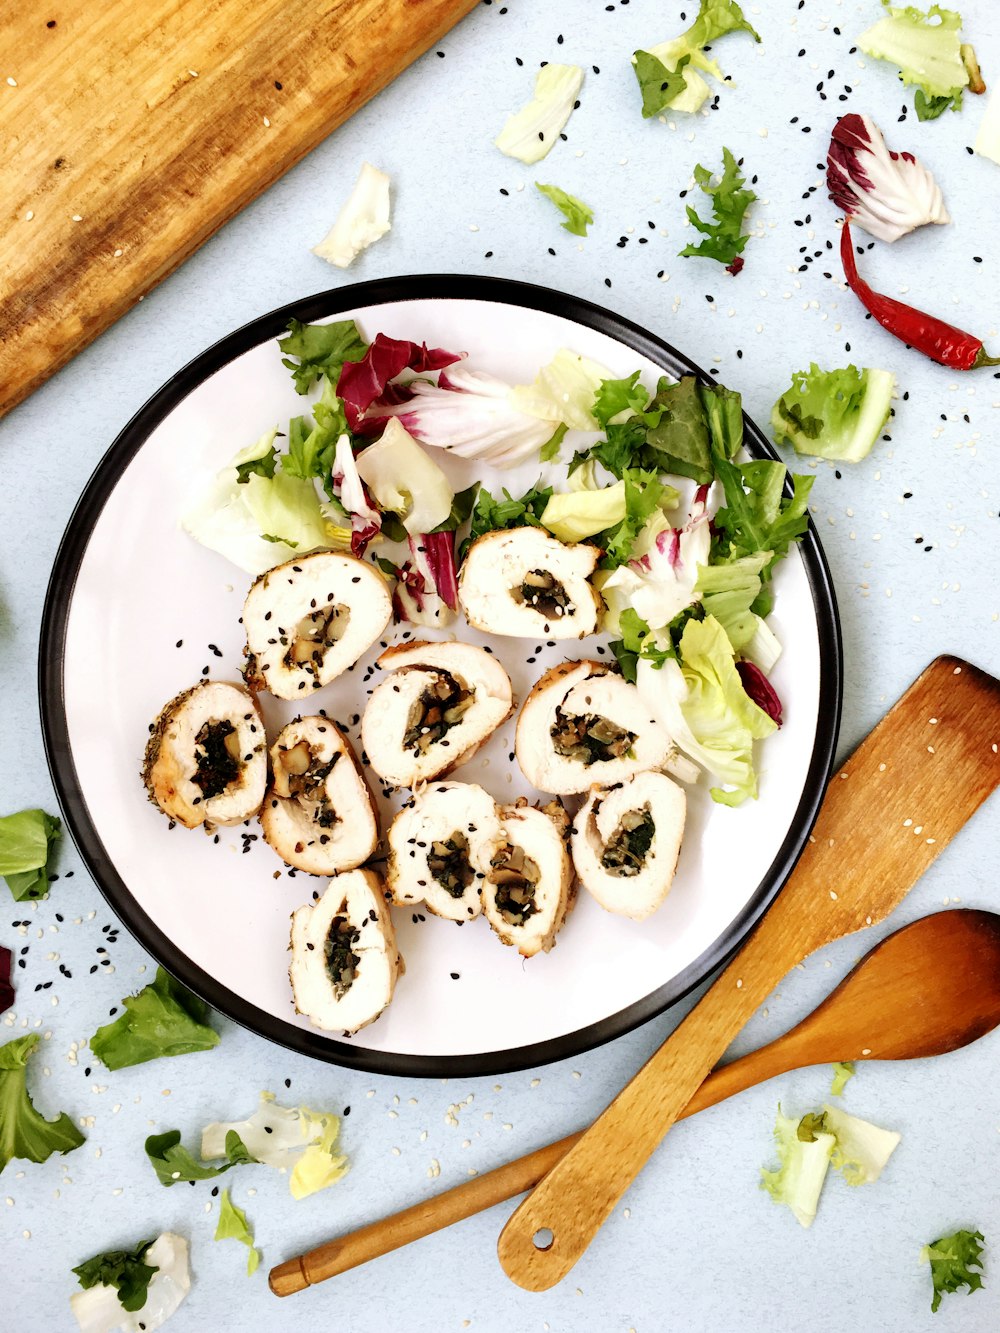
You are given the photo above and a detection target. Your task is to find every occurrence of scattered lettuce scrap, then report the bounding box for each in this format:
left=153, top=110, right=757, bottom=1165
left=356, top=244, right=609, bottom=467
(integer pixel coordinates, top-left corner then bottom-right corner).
left=495, top=63, right=584, bottom=164
left=535, top=182, right=594, bottom=236
left=278, top=318, right=369, bottom=395
left=830, top=1061, right=856, bottom=1097
left=89, top=967, right=219, bottom=1071
left=145, top=1128, right=257, bottom=1187
left=0, top=808, right=61, bottom=902
left=632, top=0, right=761, bottom=118
left=760, top=1103, right=901, bottom=1228
left=974, top=87, right=1000, bottom=165
left=858, top=4, right=976, bottom=122
left=312, top=161, right=391, bottom=269
left=201, top=1091, right=349, bottom=1200
left=771, top=364, right=896, bottom=463
left=679, top=147, right=757, bottom=273
left=70, top=1233, right=190, bottom=1333
left=0, top=1032, right=84, bottom=1175
left=921, top=1228, right=985, bottom=1313
left=215, top=1188, right=260, bottom=1275
left=73, top=1240, right=159, bottom=1314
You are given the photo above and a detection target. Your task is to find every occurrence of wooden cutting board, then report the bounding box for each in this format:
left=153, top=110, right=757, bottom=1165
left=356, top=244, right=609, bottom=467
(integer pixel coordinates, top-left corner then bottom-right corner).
left=0, top=0, right=479, bottom=419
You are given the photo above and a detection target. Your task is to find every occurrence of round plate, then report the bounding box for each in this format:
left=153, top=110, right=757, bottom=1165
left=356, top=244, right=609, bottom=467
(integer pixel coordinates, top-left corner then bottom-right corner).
left=40, top=276, right=841, bottom=1077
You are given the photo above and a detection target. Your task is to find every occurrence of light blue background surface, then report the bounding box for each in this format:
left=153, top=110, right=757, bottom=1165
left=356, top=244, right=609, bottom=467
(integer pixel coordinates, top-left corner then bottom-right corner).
left=2, top=2, right=999, bottom=1329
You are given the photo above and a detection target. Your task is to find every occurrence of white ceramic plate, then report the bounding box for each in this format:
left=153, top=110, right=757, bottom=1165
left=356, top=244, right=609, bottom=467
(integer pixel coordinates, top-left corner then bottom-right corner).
left=41, top=277, right=841, bottom=1075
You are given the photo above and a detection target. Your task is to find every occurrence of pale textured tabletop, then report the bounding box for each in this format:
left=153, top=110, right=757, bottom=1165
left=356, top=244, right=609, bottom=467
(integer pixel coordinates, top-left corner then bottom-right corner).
left=2, top=2, right=999, bottom=1330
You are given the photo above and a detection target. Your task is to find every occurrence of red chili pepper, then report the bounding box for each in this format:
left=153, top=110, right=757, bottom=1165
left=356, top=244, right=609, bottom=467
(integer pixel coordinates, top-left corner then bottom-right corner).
left=840, top=221, right=1000, bottom=371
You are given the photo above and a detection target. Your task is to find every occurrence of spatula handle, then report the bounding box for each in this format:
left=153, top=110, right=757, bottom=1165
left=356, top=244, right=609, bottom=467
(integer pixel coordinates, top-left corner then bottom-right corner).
left=495, top=898, right=809, bottom=1290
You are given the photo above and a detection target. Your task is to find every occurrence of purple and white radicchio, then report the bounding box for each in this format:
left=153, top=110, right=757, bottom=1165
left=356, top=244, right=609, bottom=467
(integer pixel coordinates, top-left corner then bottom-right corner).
left=331, top=433, right=381, bottom=557
left=827, top=113, right=949, bottom=244
left=337, top=333, right=463, bottom=430
left=365, top=367, right=557, bottom=468
left=392, top=535, right=458, bottom=628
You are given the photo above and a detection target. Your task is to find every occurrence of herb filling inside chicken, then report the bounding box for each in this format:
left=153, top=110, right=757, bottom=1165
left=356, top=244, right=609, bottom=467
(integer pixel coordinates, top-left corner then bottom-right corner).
left=550, top=710, right=637, bottom=766
left=402, top=673, right=476, bottom=755
left=511, top=569, right=574, bottom=619
left=324, top=915, right=361, bottom=1000
left=427, top=831, right=475, bottom=898
left=600, top=807, right=656, bottom=878
left=277, top=741, right=342, bottom=828
left=192, top=720, right=242, bottom=799
left=488, top=843, right=541, bottom=925
left=284, top=604, right=351, bottom=672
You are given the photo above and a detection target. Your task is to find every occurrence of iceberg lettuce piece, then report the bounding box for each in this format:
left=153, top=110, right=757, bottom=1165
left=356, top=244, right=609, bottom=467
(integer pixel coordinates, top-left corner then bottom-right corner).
left=540, top=482, right=626, bottom=543
left=858, top=4, right=970, bottom=117
left=822, top=1103, right=901, bottom=1185
left=772, top=364, right=896, bottom=463
left=201, top=1091, right=349, bottom=1200
left=495, top=64, right=584, bottom=164
left=356, top=418, right=454, bottom=535
left=313, top=162, right=391, bottom=269
left=633, top=0, right=760, bottom=117
left=760, top=1108, right=836, bottom=1229
left=509, top=348, right=612, bottom=431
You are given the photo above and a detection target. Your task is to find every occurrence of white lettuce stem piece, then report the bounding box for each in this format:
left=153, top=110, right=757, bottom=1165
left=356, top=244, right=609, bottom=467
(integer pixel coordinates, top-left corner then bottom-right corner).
left=355, top=418, right=454, bottom=534
left=201, top=1091, right=348, bottom=1200
left=975, top=88, right=1000, bottom=166
left=70, top=1233, right=191, bottom=1333
left=495, top=64, right=584, bottom=164
left=313, top=162, right=391, bottom=269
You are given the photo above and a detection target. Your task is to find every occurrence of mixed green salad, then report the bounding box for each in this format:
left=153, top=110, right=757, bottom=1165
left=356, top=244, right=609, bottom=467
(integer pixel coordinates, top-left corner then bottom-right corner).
left=184, top=317, right=813, bottom=808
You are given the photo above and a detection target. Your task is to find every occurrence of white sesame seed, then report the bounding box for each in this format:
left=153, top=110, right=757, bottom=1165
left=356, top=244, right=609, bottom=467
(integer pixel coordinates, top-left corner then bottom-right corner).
left=861, top=1048, right=872, bottom=1056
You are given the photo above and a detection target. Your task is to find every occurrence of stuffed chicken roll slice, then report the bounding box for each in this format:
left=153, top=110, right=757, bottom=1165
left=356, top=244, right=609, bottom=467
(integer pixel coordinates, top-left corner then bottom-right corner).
left=572, top=771, right=686, bottom=921
left=362, top=641, right=513, bottom=787
left=386, top=781, right=502, bottom=922
left=516, top=661, right=675, bottom=796
left=457, top=528, right=602, bottom=639
left=143, top=680, right=267, bottom=829
left=260, top=717, right=379, bottom=875
left=289, top=869, right=404, bottom=1034
left=484, top=800, right=575, bottom=957
left=243, top=551, right=392, bottom=700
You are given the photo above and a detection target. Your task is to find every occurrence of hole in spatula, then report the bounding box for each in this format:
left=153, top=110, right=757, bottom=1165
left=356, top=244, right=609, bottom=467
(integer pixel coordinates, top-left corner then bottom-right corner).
left=532, top=1228, right=554, bottom=1251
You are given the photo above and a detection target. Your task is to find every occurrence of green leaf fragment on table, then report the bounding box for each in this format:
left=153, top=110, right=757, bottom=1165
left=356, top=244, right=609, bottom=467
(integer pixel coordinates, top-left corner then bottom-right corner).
left=145, top=1127, right=257, bottom=1187
left=922, top=1228, right=985, bottom=1313
left=679, top=147, right=757, bottom=270
left=858, top=4, right=970, bottom=120
left=0, top=809, right=61, bottom=902
left=0, top=1033, right=85, bottom=1174
left=535, top=183, right=594, bottom=236
left=771, top=363, right=896, bottom=463
left=73, top=1240, right=158, bottom=1313
left=89, top=967, right=219, bottom=1070
left=633, top=50, right=691, bottom=119
left=830, top=1061, right=856, bottom=1096
left=915, top=87, right=964, bottom=119
left=215, top=1188, right=261, bottom=1275
left=631, top=0, right=760, bottom=118
left=278, top=318, right=369, bottom=395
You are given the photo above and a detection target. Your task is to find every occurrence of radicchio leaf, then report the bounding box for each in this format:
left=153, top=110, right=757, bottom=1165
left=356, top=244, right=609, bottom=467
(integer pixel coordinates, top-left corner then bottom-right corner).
left=736, top=660, right=783, bottom=726
left=0, top=945, right=13, bottom=1016
left=827, top=113, right=949, bottom=244
left=337, top=334, right=463, bottom=430
left=420, top=531, right=460, bottom=611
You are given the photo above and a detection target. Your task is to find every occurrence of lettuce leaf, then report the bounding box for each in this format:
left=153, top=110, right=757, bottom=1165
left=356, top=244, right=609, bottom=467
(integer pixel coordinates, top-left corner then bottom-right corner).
left=355, top=418, right=454, bottom=534
left=71, top=1233, right=191, bottom=1333
left=0, top=1033, right=84, bottom=1174
left=89, top=967, right=219, bottom=1071
left=695, top=551, right=772, bottom=653
left=0, top=808, right=61, bottom=902
left=509, top=349, right=611, bottom=431
left=145, top=1127, right=256, bottom=1187
left=608, top=607, right=677, bottom=683
left=633, top=51, right=692, bottom=119
left=632, top=0, right=760, bottom=117
left=821, top=1104, right=901, bottom=1186
left=73, top=1240, right=158, bottom=1313
left=922, top=1229, right=985, bottom=1313
left=771, top=364, right=896, bottom=463
left=201, top=1091, right=349, bottom=1200
left=535, top=182, right=594, bottom=236
left=859, top=4, right=970, bottom=113
left=215, top=1189, right=260, bottom=1275
left=495, top=64, right=584, bottom=164
left=592, top=372, right=652, bottom=428
left=312, top=162, right=391, bottom=270
left=540, top=482, right=626, bottom=543
left=760, top=1106, right=835, bottom=1229
left=830, top=1061, right=856, bottom=1097
left=598, top=469, right=675, bottom=569
left=680, top=147, right=757, bottom=271
left=278, top=318, right=369, bottom=395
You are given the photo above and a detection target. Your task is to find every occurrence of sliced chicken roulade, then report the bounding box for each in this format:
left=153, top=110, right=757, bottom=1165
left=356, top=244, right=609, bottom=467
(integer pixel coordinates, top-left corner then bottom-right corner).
left=572, top=771, right=686, bottom=920
left=142, top=680, right=267, bottom=828
left=457, top=528, right=602, bottom=639
left=289, top=869, right=404, bottom=1034
left=361, top=641, right=513, bottom=788
left=243, top=551, right=392, bottom=699
left=483, top=799, right=575, bottom=957
left=515, top=661, right=676, bottom=796
left=386, top=781, right=503, bottom=922
left=260, top=717, right=379, bottom=874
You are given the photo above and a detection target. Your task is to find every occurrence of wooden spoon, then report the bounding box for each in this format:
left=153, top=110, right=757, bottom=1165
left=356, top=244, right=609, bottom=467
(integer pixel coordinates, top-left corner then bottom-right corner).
left=270, top=907, right=1000, bottom=1296
left=496, top=655, right=1000, bottom=1290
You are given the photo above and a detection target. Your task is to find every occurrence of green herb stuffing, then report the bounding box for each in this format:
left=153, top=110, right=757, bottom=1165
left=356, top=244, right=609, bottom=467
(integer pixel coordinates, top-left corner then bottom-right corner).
left=278, top=318, right=369, bottom=395
left=145, top=1127, right=257, bottom=1187
left=215, top=1188, right=261, bottom=1275
left=922, top=1228, right=985, bottom=1313
left=679, top=147, right=757, bottom=272
left=0, top=1033, right=84, bottom=1174
left=0, top=809, right=61, bottom=902
left=535, top=183, right=594, bottom=236
left=73, top=1240, right=158, bottom=1312
left=90, top=967, right=220, bottom=1071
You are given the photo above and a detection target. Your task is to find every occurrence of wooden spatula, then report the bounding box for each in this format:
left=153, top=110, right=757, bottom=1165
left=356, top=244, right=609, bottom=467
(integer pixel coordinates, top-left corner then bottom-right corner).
left=496, top=655, right=1000, bottom=1290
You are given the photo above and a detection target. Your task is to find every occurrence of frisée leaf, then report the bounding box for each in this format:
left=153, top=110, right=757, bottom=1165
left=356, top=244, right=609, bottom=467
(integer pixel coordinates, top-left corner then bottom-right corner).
left=679, top=147, right=757, bottom=272
left=73, top=1240, right=159, bottom=1313
left=535, top=182, right=594, bottom=236
left=278, top=318, right=369, bottom=395
left=922, top=1228, right=986, bottom=1313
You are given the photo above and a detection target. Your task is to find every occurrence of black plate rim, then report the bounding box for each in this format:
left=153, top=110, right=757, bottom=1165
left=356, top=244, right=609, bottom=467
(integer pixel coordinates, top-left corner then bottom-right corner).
left=38, top=273, right=842, bottom=1078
